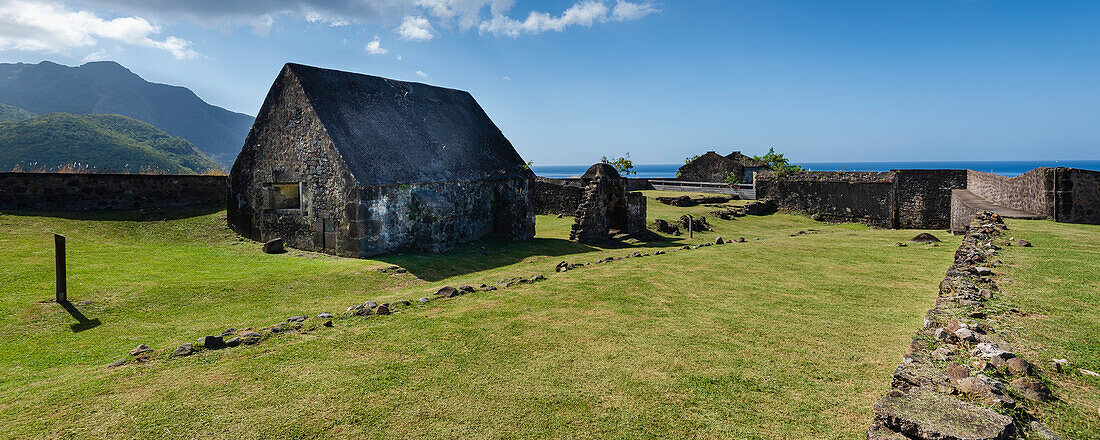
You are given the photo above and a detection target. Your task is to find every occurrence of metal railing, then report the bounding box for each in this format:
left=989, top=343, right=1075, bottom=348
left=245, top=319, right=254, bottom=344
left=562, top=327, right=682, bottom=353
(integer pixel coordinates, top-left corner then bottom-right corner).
left=648, top=180, right=756, bottom=199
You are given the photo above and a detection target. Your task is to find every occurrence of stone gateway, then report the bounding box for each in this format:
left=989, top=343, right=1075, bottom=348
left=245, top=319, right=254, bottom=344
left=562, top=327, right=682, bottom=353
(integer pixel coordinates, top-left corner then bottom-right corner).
left=228, top=63, right=536, bottom=257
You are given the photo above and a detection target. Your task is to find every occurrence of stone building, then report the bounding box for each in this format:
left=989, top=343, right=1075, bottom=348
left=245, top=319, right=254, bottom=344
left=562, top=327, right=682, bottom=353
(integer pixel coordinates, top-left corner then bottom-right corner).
left=569, top=163, right=647, bottom=242
left=677, top=150, right=768, bottom=183
left=228, top=63, right=535, bottom=257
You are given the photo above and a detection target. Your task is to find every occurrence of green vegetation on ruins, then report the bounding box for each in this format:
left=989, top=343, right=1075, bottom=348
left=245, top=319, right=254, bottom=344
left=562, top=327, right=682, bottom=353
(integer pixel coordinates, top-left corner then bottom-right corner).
left=0, top=113, right=221, bottom=174
left=0, top=194, right=1095, bottom=438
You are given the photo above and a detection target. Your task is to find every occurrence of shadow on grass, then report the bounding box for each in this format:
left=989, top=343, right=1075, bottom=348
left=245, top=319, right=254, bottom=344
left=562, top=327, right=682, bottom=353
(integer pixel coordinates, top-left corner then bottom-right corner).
left=377, top=232, right=689, bottom=282
left=0, top=204, right=224, bottom=222
left=59, top=301, right=101, bottom=332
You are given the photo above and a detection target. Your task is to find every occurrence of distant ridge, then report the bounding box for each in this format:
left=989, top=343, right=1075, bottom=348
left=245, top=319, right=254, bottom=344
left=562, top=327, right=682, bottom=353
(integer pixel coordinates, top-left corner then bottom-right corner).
left=0, top=61, right=253, bottom=167
left=0, top=113, right=221, bottom=174
left=0, top=103, right=34, bottom=122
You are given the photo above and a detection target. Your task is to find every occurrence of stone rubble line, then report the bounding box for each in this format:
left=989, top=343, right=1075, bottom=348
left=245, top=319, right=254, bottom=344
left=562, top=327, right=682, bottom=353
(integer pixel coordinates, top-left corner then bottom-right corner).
left=866, top=211, right=1070, bottom=440
left=107, top=234, right=751, bottom=368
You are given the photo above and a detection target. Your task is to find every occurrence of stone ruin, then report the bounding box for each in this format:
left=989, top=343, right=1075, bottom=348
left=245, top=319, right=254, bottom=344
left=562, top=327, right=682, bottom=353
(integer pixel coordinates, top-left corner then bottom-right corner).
left=568, top=163, right=647, bottom=243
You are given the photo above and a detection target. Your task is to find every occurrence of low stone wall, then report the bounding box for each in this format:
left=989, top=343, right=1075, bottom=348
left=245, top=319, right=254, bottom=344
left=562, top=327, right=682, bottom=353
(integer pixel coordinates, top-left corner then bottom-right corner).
left=756, top=171, right=897, bottom=227
left=867, top=212, right=1061, bottom=439
left=0, top=172, right=227, bottom=211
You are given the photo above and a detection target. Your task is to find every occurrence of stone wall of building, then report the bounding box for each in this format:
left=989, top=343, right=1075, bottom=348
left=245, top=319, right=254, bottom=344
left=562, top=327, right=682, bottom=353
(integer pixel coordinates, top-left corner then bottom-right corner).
left=356, top=178, right=534, bottom=257
left=228, top=71, right=360, bottom=256
left=966, top=168, right=1053, bottom=218
left=755, top=171, right=898, bottom=227
left=894, top=169, right=969, bottom=229
left=0, top=172, right=226, bottom=211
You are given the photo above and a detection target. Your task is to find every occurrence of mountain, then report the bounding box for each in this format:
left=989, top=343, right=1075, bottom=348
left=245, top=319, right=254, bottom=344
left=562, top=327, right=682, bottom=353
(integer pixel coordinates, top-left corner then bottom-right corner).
left=0, top=103, right=34, bottom=122
left=0, top=113, right=221, bottom=174
left=0, top=61, right=253, bottom=167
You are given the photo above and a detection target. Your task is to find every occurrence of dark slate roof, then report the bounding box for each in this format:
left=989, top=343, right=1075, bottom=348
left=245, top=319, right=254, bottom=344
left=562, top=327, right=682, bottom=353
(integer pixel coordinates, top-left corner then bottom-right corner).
left=581, top=163, right=622, bottom=180
left=726, top=151, right=768, bottom=168
left=285, top=63, right=534, bottom=186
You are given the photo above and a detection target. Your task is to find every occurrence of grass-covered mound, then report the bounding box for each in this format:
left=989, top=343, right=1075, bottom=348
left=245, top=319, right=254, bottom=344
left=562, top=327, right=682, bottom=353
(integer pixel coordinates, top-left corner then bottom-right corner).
left=0, top=193, right=1091, bottom=438
left=0, top=113, right=221, bottom=174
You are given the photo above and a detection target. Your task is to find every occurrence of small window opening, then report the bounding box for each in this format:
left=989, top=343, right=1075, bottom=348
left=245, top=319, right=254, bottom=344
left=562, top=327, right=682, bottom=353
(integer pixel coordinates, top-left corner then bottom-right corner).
left=271, top=182, right=301, bottom=211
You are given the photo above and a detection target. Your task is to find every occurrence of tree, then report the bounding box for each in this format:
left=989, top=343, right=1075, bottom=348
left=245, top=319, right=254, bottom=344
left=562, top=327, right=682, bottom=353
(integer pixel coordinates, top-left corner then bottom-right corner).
left=752, top=147, right=803, bottom=177
left=724, top=172, right=742, bottom=186
left=601, top=153, right=636, bottom=176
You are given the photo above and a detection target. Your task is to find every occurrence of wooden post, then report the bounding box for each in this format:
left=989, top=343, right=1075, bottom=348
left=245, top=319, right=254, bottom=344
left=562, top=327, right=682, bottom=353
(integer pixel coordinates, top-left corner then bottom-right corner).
left=55, top=234, right=66, bottom=303
left=688, top=215, right=693, bottom=238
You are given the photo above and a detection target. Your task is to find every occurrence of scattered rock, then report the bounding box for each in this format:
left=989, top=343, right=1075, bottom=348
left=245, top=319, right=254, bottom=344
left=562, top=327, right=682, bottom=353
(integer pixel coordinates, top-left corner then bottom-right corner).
left=173, top=343, right=194, bottom=357
left=714, top=237, right=724, bottom=245
left=979, top=289, right=994, bottom=299
left=1005, top=357, right=1033, bottom=376
left=931, top=346, right=955, bottom=361
left=395, top=300, right=411, bottom=306
left=736, top=237, right=746, bottom=243
left=322, top=320, right=333, bottom=327
left=532, top=275, right=546, bottom=281
left=364, top=300, right=379, bottom=309
left=286, top=315, right=307, bottom=323
left=1048, top=358, right=1070, bottom=373
left=894, top=242, right=907, bottom=247
left=200, top=335, right=226, bottom=350
left=418, top=297, right=430, bottom=303
left=973, top=267, right=993, bottom=276
left=459, top=285, right=475, bottom=292
left=129, top=344, right=151, bottom=356
left=1078, top=368, right=1100, bottom=378
left=225, top=337, right=240, bottom=347
left=108, top=358, right=128, bottom=368
left=954, top=328, right=978, bottom=344
left=946, top=362, right=970, bottom=382
left=1009, top=377, right=1052, bottom=401
left=375, top=304, right=390, bottom=315
left=1029, top=421, right=1062, bottom=440
left=317, top=312, right=333, bottom=319
left=435, top=286, right=460, bottom=298
left=240, top=331, right=262, bottom=344
left=1014, top=239, right=1032, bottom=247
left=908, top=233, right=941, bottom=243
left=933, top=327, right=952, bottom=341
left=556, top=261, right=569, bottom=272
left=262, top=238, right=285, bottom=254
left=653, top=219, right=680, bottom=235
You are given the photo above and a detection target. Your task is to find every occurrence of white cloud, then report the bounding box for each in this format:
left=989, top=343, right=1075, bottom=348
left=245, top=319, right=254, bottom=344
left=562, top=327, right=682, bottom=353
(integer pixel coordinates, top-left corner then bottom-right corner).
left=502, top=75, right=511, bottom=81
left=365, top=36, right=388, bottom=54
left=0, top=0, right=201, bottom=59
left=54, top=1, right=659, bottom=43
left=478, top=1, right=657, bottom=37
left=397, top=15, right=434, bottom=41
left=611, top=0, right=658, bottom=21
left=80, top=49, right=109, bottom=63
left=396, top=54, right=403, bottom=60
left=416, top=70, right=428, bottom=77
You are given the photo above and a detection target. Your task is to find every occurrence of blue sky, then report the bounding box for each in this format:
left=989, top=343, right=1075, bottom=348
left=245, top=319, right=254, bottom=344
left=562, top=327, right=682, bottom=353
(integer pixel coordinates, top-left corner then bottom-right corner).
left=0, top=0, right=1098, bottom=165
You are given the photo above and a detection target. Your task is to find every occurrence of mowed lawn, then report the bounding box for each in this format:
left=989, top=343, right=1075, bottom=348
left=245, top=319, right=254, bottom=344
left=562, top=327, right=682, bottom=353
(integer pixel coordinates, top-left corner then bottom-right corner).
left=1, top=192, right=965, bottom=439
left=995, top=219, right=1100, bottom=439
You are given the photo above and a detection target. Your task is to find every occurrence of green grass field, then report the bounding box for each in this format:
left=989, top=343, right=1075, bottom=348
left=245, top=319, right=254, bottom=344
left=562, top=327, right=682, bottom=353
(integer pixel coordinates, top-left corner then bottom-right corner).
left=0, top=192, right=1094, bottom=439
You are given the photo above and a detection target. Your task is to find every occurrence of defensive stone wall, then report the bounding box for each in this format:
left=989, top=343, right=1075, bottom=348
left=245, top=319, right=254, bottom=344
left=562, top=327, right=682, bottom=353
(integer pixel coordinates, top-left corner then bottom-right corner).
left=966, top=168, right=1053, bottom=217
left=0, top=172, right=227, bottom=211
left=532, top=177, right=584, bottom=215
left=1053, top=168, right=1099, bottom=224
left=755, top=171, right=898, bottom=227
left=895, top=170, right=968, bottom=229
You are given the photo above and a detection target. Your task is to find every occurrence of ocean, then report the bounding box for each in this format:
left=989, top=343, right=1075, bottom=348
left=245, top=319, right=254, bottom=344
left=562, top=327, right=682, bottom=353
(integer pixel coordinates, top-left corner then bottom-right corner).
left=531, top=160, right=1100, bottom=179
